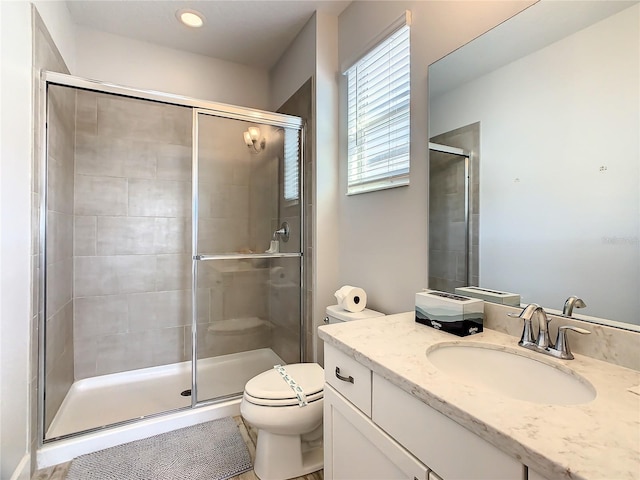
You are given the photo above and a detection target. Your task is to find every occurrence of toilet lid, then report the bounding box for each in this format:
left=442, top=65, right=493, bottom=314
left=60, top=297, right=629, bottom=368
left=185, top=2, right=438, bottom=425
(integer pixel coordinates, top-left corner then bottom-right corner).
left=244, top=363, right=324, bottom=403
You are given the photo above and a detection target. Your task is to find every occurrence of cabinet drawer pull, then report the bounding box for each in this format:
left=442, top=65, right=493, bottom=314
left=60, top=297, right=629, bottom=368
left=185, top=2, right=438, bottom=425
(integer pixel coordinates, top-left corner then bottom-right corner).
left=335, top=367, right=354, bottom=384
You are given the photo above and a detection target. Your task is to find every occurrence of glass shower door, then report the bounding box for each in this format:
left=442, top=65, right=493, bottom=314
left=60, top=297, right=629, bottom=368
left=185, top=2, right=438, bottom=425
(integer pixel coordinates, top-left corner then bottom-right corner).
left=428, top=144, right=472, bottom=293
left=192, top=110, right=303, bottom=404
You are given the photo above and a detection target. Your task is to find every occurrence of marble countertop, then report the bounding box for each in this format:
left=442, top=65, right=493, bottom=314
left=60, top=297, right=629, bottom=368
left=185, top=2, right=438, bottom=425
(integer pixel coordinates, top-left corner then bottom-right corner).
left=318, top=312, right=640, bottom=480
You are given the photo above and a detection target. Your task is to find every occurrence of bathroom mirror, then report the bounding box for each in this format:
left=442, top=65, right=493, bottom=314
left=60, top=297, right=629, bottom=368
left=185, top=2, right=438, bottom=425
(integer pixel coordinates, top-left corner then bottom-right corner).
left=428, top=1, right=639, bottom=328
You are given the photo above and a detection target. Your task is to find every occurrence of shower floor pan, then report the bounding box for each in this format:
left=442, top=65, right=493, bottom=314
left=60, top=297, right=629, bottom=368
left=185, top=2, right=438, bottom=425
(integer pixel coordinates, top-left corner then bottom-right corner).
left=46, top=347, right=283, bottom=439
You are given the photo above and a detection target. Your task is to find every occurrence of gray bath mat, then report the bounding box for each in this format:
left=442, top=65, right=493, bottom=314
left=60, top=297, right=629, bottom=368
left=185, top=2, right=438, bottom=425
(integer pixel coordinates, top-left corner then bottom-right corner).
left=66, top=417, right=252, bottom=480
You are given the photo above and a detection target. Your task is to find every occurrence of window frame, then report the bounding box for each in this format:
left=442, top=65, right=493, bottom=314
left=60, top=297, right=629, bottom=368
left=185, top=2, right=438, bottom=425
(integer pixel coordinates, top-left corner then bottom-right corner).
left=344, top=12, right=411, bottom=196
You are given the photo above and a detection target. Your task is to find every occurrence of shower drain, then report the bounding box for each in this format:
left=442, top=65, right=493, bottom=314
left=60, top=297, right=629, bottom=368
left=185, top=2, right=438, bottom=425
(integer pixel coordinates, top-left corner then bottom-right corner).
left=180, top=389, right=192, bottom=397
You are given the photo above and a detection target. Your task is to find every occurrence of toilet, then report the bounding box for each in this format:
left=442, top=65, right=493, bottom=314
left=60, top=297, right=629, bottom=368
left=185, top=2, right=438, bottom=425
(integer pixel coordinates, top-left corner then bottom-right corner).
left=240, top=305, right=385, bottom=480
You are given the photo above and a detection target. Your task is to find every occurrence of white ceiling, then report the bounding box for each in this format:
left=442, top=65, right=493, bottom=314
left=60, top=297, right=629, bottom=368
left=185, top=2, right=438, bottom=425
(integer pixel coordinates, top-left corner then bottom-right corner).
left=66, top=1, right=351, bottom=69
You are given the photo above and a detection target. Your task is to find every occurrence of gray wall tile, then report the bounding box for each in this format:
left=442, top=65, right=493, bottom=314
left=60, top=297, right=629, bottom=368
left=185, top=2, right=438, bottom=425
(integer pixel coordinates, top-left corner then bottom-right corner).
left=46, top=258, right=73, bottom=318
left=74, top=216, right=97, bottom=256
left=154, top=217, right=189, bottom=254
left=96, top=331, right=154, bottom=375
left=75, top=255, right=157, bottom=297
left=48, top=154, right=75, bottom=215
left=76, top=90, right=97, bottom=135
left=114, top=255, right=158, bottom=294
left=157, top=144, right=192, bottom=181
left=73, top=337, right=97, bottom=380
left=128, top=179, right=190, bottom=217
left=46, top=211, right=73, bottom=265
left=152, top=327, right=186, bottom=365
left=97, top=216, right=156, bottom=255
left=74, top=256, right=118, bottom=297
left=44, top=345, right=74, bottom=429
left=45, top=300, right=73, bottom=375
left=198, top=218, right=249, bottom=254
left=96, top=96, right=167, bottom=143
left=74, top=295, right=128, bottom=340
left=155, top=254, right=190, bottom=291
left=161, top=108, right=192, bottom=146
left=75, top=175, right=128, bottom=216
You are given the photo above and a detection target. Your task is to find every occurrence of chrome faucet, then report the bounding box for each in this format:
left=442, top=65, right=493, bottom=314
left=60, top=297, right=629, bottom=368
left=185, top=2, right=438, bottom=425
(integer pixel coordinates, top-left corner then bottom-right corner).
left=509, top=303, right=590, bottom=359
left=508, top=303, right=539, bottom=348
left=534, top=307, right=553, bottom=350
left=562, top=296, right=586, bottom=316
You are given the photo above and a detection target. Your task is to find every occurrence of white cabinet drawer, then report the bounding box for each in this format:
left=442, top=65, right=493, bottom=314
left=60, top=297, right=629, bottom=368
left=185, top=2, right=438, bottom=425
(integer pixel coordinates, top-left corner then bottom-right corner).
left=324, top=343, right=372, bottom=416
left=373, top=374, right=524, bottom=480
left=325, top=385, right=429, bottom=480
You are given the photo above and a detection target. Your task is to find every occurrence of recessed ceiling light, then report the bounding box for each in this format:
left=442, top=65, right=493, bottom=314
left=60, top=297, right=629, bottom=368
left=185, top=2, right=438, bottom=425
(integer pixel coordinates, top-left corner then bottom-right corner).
left=176, top=9, right=205, bottom=28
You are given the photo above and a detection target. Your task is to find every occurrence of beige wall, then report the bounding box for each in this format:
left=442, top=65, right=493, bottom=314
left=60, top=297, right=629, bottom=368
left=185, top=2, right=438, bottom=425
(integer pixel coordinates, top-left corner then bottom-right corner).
left=1, top=2, right=33, bottom=477
left=75, top=27, right=270, bottom=110
left=336, top=1, right=534, bottom=315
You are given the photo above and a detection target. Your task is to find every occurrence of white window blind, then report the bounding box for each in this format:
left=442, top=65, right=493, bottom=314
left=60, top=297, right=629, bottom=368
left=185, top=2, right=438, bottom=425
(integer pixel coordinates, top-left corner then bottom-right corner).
left=284, top=127, right=299, bottom=202
left=346, top=23, right=410, bottom=195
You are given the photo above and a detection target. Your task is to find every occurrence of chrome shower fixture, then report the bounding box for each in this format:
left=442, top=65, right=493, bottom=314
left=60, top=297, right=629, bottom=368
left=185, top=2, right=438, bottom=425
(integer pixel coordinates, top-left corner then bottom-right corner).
left=274, top=222, right=290, bottom=242
left=244, top=126, right=265, bottom=152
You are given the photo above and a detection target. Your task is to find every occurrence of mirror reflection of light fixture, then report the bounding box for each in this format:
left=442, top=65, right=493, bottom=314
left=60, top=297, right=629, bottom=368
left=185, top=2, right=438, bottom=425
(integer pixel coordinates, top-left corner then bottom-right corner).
left=244, top=126, right=265, bottom=152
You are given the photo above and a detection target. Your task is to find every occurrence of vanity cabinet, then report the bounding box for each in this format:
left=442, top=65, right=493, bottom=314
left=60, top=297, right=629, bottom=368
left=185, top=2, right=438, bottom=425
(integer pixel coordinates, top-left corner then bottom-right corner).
left=324, top=385, right=429, bottom=479
left=373, top=374, right=523, bottom=480
left=324, top=343, right=525, bottom=480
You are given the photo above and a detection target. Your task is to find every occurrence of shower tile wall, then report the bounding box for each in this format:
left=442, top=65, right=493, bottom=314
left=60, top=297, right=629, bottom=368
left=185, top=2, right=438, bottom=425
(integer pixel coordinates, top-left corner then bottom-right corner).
left=428, top=153, right=467, bottom=292
left=73, top=92, right=193, bottom=379
left=44, top=85, right=76, bottom=430
left=429, top=123, right=480, bottom=293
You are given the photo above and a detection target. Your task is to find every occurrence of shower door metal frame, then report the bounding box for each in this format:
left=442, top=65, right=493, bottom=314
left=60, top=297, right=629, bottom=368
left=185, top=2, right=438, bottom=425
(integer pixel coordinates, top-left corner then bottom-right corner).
left=190, top=108, right=305, bottom=407
left=37, top=71, right=306, bottom=444
left=428, top=142, right=472, bottom=286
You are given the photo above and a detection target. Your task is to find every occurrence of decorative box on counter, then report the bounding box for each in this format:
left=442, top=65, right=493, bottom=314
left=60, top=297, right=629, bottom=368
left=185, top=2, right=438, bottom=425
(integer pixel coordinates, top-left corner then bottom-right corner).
left=415, top=289, right=484, bottom=337
left=454, top=286, right=521, bottom=306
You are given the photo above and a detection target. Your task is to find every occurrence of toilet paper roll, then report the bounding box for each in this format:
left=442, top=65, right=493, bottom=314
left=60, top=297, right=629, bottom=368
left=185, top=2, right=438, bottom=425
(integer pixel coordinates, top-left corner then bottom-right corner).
left=334, top=285, right=367, bottom=313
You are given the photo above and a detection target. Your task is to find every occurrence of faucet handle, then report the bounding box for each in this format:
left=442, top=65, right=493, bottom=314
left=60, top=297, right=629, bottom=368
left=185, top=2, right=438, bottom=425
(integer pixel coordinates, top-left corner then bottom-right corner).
left=554, top=325, right=591, bottom=359
left=508, top=304, right=539, bottom=346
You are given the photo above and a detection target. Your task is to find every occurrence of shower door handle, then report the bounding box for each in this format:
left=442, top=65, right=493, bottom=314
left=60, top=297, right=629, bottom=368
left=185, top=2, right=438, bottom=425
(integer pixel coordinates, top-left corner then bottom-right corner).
left=335, top=367, right=354, bottom=384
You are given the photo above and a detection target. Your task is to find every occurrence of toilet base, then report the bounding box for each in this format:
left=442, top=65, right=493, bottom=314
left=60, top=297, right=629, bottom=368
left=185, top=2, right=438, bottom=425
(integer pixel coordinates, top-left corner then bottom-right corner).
left=254, top=429, right=323, bottom=480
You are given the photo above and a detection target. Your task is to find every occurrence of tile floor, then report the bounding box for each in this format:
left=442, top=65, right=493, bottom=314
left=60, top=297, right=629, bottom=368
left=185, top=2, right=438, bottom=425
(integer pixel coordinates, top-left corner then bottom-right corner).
left=32, top=416, right=324, bottom=480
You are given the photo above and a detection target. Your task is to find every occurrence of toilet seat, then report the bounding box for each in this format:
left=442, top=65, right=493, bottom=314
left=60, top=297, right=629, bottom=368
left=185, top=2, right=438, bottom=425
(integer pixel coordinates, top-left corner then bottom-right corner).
left=243, top=363, right=324, bottom=407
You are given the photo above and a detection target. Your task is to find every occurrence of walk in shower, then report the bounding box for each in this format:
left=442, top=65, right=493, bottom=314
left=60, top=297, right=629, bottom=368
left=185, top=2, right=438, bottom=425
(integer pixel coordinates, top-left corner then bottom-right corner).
left=39, top=72, right=305, bottom=445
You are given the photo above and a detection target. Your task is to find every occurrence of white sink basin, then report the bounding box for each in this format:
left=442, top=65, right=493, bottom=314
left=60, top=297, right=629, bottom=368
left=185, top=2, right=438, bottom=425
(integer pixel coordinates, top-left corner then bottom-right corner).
left=426, top=343, right=596, bottom=405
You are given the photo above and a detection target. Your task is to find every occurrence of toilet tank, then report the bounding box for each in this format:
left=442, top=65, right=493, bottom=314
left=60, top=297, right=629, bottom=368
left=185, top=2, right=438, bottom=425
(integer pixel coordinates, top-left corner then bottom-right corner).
left=324, top=304, right=385, bottom=324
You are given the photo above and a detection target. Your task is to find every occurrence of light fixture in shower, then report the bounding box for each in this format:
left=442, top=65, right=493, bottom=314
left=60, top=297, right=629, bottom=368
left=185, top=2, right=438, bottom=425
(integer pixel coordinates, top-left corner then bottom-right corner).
left=176, top=9, right=205, bottom=28
left=244, top=126, right=265, bottom=152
